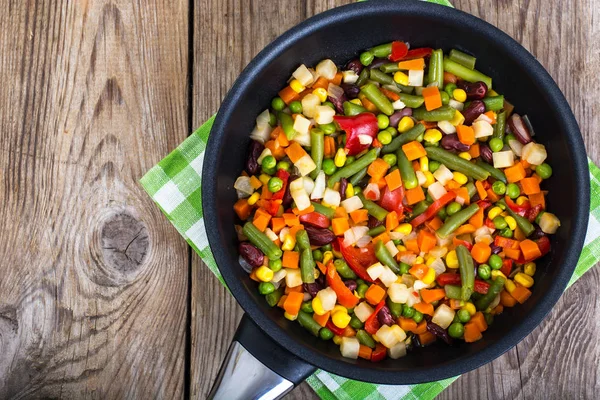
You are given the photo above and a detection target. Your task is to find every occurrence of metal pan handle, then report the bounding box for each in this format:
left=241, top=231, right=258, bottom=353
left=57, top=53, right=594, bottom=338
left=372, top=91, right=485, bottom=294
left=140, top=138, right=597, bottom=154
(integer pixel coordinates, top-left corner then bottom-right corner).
left=208, top=314, right=316, bottom=400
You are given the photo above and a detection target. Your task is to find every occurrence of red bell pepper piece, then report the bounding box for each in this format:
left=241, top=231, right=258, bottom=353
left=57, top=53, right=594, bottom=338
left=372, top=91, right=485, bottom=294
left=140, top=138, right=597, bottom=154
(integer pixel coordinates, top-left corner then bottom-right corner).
left=474, top=279, right=491, bottom=294
left=410, top=191, right=457, bottom=227
left=264, top=199, right=282, bottom=216
left=272, top=169, right=290, bottom=200
left=500, top=259, right=513, bottom=276
left=389, top=41, right=409, bottom=61
left=505, top=196, right=529, bottom=216
left=339, top=239, right=377, bottom=283
left=333, top=113, right=379, bottom=156
left=436, top=273, right=490, bottom=294
left=299, top=212, right=330, bottom=228
left=364, top=300, right=385, bottom=335
left=326, top=320, right=346, bottom=336
left=399, top=47, right=433, bottom=61
left=454, top=238, right=473, bottom=251
left=484, top=218, right=496, bottom=229
left=526, top=204, right=543, bottom=222
left=494, top=235, right=520, bottom=250
left=476, top=199, right=493, bottom=210
left=371, top=343, right=387, bottom=362
left=380, top=185, right=405, bottom=217
left=516, top=236, right=551, bottom=263
left=326, top=262, right=360, bottom=308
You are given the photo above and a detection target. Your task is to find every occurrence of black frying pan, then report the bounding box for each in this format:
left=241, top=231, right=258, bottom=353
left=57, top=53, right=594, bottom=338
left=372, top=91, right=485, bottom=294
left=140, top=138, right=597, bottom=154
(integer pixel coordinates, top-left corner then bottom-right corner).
left=202, top=1, right=589, bottom=397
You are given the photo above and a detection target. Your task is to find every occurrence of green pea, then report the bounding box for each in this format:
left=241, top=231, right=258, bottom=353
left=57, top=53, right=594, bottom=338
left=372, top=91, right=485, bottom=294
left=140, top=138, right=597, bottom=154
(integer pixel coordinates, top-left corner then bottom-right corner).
left=416, top=133, right=424, bottom=142
left=383, top=154, right=397, bottom=166
left=444, top=83, right=457, bottom=98
left=289, top=100, right=303, bottom=114
left=353, top=187, right=362, bottom=195
left=489, top=137, right=504, bottom=152
left=262, top=155, right=276, bottom=170
left=322, top=159, right=337, bottom=175
left=319, top=327, right=334, bottom=340
left=268, top=177, right=284, bottom=192
left=357, top=283, right=369, bottom=298
left=478, top=264, right=491, bottom=280
left=536, top=163, right=553, bottom=179
left=258, top=282, right=275, bottom=295
left=448, top=322, right=465, bottom=339
left=356, top=279, right=365, bottom=286
left=506, top=183, right=520, bottom=199
left=504, top=134, right=516, bottom=145
left=488, top=254, right=503, bottom=270
left=493, top=216, right=508, bottom=230
left=386, top=126, right=398, bottom=137
left=301, top=301, right=314, bottom=313
left=492, top=181, right=506, bottom=195
left=413, top=311, right=424, bottom=323
left=440, top=91, right=450, bottom=105
left=377, top=114, right=390, bottom=130
left=499, top=227, right=513, bottom=238
left=457, top=309, right=471, bottom=323
left=360, top=51, right=375, bottom=66
left=269, top=258, right=282, bottom=272
left=269, top=112, right=277, bottom=127
left=399, top=262, right=410, bottom=275
left=276, top=161, right=290, bottom=172
left=446, top=201, right=462, bottom=216
left=437, top=206, right=448, bottom=220
left=320, top=122, right=337, bottom=135
left=312, top=249, right=323, bottom=262
left=402, top=306, right=415, bottom=318
left=484, top=313, right=494, bottom=325
left=321, top=243, right=332, bottom=252
left=429, top=160, right=441, bottom=173
left=271, top=97, right=285, bottom=111
left=345, top=156, right=355, bottom=165
left=323, top=101, right=335, bottom=110
left=377, top=131, right=392, bottom=145
left=350, top=314, right=364, bottom=329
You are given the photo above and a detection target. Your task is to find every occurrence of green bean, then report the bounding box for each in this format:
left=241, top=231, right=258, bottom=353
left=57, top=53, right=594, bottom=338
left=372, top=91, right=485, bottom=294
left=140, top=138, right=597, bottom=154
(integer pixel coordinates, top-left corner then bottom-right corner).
left=334, top=259, right=357, bottom=279
left=296, top=229, right=311, bottom=251
left=444, top=284, right=463, bottom=300
left=425, top=147, right=490, bottom=181
left=369, top=42, right=393, bottom=58
left=343, top=101, right=367, bottom=116
left=443, top=57, right=492, bottom=88
left=356, top=68, right=370, bottom=87
left=381, top=123, right=426, bottom=154
left=265, top=288, right=283, bottom=307
left=380, top=63, right=400, bottom=73
left=243, top=222, right=282, bottom=259
left=493, top=110, right=506, bottom=141
left=310, top=129, right=324, bottom=179
left=466, top=182, right=477, bottom=199
left=436, top=204, right=480, bottom=238
left=449, top=49, right=476, bottom=70
left=412, top=105, right=457, bottom=121
left=311, top=202, right=335, bottom=219
left=456, top=245, right=475, bottom=301
left=328, top=149, right=378, bottom=188
left=297, top=310, right=322, bottom=336
left=349, top=167, right=368, bottom=186
left=475, top=159, right=507, bottom=183
left=300, top=249, right=316, bottom=283
left=497, top=199, right=535, bottom=237
left=396, top=146, right=418, bottom=189
left=386, top=298, right=404, bottom=318
left=475, top=276, right=506, bottom=311
left=278, top=112, right=297, bottom=140
left=411, top=200, right=431, bottom=217
left=397, top=93, right=424, bottom=108
left=357, top=193, right=389, bottom=221
left=375, top=240, right=400, bottom=273
left=356, top=329, right=376, bottom=348
left=483, top=96, right=504, bottom=112
left=441, top=91, right=450, bottom=105
left=428, top=49, right=444, bottom=88
left=368, top=225, right=386, bottom=237
left=370, top=68, right=395, bottom=86
left=361, top=83, right=394, bottom=116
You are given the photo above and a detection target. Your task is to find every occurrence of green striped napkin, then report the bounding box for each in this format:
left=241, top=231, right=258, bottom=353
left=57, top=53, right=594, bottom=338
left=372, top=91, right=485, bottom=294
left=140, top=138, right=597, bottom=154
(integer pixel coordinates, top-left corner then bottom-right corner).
left=140, top=1, right=599, bottom=398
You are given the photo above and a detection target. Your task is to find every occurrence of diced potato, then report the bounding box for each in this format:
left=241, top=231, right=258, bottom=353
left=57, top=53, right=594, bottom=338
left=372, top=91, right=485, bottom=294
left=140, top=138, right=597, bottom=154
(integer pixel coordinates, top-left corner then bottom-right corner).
left=301, top=93, right=321, bottom=118
left=310, top=171, right=326, bottom=200
left=295, top=154, right=317, bottom=176
left=375, top=325, right=399, bottom=348
left=367, top=262, right=385, bottom=281
left=388, top=283, right=409, bottom=304
left=341, top=195, right=364, bottom=213
left=492, top=150, right=515, bottom=168
left=521, top=142, right=548, bottom=165
left=340, top=336, right=360, bottom=359
left=316, top=59, right=337, bottom=80
left=379, top=266, right=399, bottom=287
left=388, top=341, right=407, bottom=359
left=317, top=287, right=337, bottom=312
left=539, top=212, right=561, bottom=234
left=322, top=187, right=341, bottom=207
left=427, top=181, right=448, bottom=201
left=293, top=115, right=311, bottom=136
left=292, top=64, right=314, bottom=86
left=433, top=164, right=454, bottom=185
left=315, top=105, right=336, bottom=125
left=354, top=302, right=375, bottom=322
left=431, top=304, right=455, bottom=329
left=473, top=120, right=493, bottom=138
left=285, top=269, right=302, bottom=287
left=408, top=70, right=424, bottom=87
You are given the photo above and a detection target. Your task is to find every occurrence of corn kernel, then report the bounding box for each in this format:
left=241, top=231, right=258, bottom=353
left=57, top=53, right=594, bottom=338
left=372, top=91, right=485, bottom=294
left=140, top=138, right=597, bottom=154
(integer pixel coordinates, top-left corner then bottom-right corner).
left=491, top=270, right=506, bottom=280
left=488, top=206, right=503, bottom=220
left=458, top=152, right=472, bottom=160
left=395, top=223, right=413, bottom=235
left=334, top=148, right=347, bottom=168
left=425, top=256, right=436, bottom=266
left=423, top=129, right=443, bottom=144
left=259, top=174, right=271, bottom=185
left=505, top=216, right=517, bottom=230
left=247, top=192, right=260, bottom=205
left=453, top=88, right=467, bottom=102
left=450, top=110, right=465, bottom=126
left=446, top=250, right=459, bottom=268
left=514, top=272, right=534, bottom=288
left=420, top=156, right=429, bottom=172
left=312, top=297, right=327, bottom=315
left=350, top=98, right=362, bottom=106
left=256, top=266, right=274, bottom=282
left=461, top=302, right=476, bottom=316
left=504, top=279, right=517, bottom=293
left=346, top=183, right=355, bottom=198
left=282, top=234, right=296, bottom=251
left=284, top=312, right=298, bottom=321
left=414, top=256, right=424, bottom=265
left=394, top=71, right=409, bottom=86
left=422, top=171, right=435, bottom=188
left=313, top=87, right=328, bottom=102
left=314, top=269, right=320, bottom=279
left=398, top=116, right=415, bottom=133
left=453, top=172, right=468, bottom=185
left=516, top=196, right=529, bottom=206
left=421, top=267, right=436, bottom=285
left=524, top=262, right=536, bottom=276
left=322, top=251, right=333, bottom=266
left=333, top=335, right=343, bottom=345
left=332, top=305, right=347, bottom=315
left=290, top=79, right=305, bottom=93
left=396, top=245, right=407, bottom=252
left=332, top=311, right=351, bottom=328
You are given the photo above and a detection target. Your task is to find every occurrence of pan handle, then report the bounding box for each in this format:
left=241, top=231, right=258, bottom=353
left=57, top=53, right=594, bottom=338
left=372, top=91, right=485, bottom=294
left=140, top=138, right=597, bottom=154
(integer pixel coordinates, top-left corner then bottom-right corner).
left=208, top=314, right=317, bottom=399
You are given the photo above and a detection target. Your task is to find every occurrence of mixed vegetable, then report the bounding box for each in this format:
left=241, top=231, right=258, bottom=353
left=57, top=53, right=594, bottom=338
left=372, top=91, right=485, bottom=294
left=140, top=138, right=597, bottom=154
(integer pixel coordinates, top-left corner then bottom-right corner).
left=233, top=41, right=559, bottom=362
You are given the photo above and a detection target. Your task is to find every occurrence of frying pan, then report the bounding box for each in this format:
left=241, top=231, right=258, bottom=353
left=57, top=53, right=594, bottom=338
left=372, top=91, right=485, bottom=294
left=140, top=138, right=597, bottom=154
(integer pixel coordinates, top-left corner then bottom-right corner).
left=202, top=1, right=589, bottom=398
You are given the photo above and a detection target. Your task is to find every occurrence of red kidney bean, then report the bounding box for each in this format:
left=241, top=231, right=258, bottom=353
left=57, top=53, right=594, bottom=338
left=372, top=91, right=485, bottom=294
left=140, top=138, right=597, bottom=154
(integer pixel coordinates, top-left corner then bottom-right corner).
left=341, top=83, right=360, bottom=99
left=526, top=204, right=543, bottom=222
left=426, top=320, right=452, bottom=344
left=457, top=81, right=488, bottom=100
left=344, top=280, right=357, bottom=292
left=377, top=305, right=394, bottom=326
left=282, top=174, right=297, bottom=208
left=479, top=142, right=493, bottom=164
left=368, top=215, right=384, bottom=229
left=462, top=100, right=486, bottom=125
left=507, top=113, right=532, bottom=144
left=530, top=227, right=546, bottom=241
left=441, top=133, right=470, bottom=152
left=303, top=282, right=322, bottom=298
left=370, top=58, right=389, bottom=69
left=239, top=242, right=264, bottom=267
left=339, top=178, right=349, bottom=200
left=304, top=225, right=336, bottom=246
left=246, top=140, right=264, bottom=175
left=491, top=244, right=502, bottom=255
left=345, top=58, right=363, bottom=75
left=328, top=93, right=347, bottom=114
left=389, top=109, right=413, bottom=128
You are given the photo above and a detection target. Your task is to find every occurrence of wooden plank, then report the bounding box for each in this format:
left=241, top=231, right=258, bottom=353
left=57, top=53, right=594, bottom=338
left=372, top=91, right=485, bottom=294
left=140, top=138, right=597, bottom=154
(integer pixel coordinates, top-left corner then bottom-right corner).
left=0, top=0, right=190, bottom=398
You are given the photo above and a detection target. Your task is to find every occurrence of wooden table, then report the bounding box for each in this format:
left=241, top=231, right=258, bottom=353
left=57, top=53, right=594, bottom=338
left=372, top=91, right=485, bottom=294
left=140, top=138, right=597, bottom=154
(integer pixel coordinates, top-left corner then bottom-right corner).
left=1, top=0, right=598, bottom=398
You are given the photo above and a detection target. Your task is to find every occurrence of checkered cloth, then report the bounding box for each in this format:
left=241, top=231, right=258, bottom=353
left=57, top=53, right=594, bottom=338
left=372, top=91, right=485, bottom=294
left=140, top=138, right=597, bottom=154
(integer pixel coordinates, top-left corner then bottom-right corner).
left=140, top=1, right=600, bottom=398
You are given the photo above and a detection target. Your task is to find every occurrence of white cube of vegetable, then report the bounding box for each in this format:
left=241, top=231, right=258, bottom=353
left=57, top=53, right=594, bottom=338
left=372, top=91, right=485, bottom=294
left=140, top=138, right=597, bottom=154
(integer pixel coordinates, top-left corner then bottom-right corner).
left=233, top=176, right=254, bottom=197
left=291, top=188, right=311, bottom=211
left=354, top=302, right=375, bottom=322
left=301, top=93, right=321, bottom=118
left=340, top=336, right=360, bottom=359
left=385, top=240, right=399, bottom=257
left=448, top=99, right=464, bottom=111
left=413, top=280, right=429, bottom=290
left=295, top=154, right=317, bottom=176
left=289, top=178, right=304, bottom=191
left=431, top=304, right=456, bottom=329
left=315, top=105, right=336, bottom=125
left=317, top=287, right=337, bottom=312
left=316, top=59, right=337, bottom=80
left=343, top=70, right=359, bottom=84
left=433, top=164, right=454, bottom=185
left=257, top=148, right=272, bottom=165
left=539, top=212, right=561, bottom=234
left=293, top=115, right=311, bottom=136
left=427, top=181, right=448, bottom=201
left=428, top=258, right=447, bottom=276
left=405, top=290, right=421, bottom=307
left=376, top=325, right=399, bottom=348
left=388, top=283, right=409, bottom=304
left=279, top=227, right=290, bottom=242
left=293, top=64, right=314, bottom=86
left=473, top=120, right=494, bottom=138
left=508, top=139, right=523, bottom=156
left=392, top=100, right=406, bottom=110
left=416, top=170, right=427, bottom=186
left=264, top=228, right=278, bottom=242
left=437, top=120, right=456, bottom=134
left=343, top=229, right=356, bottom=247
left=341, top=195, right=364, bottom=214
left=358, top=134, right=374, bottom=145
left=302, top=176, right=315, bottom=195
left=521, top=142, right=547, bottom=165
left=285, top=269, right=303, bottom=288
left=322, top=187, right=341, bottom=207
left=250, top=119, right=273, bottom=143
left=492, top=150, right=515, bottom=168
left=390, top=324, right=407, bottom=342
left=388, top=341, right=407, bottom=359
left=367, top=262, right=385, bottom=281
left=408, top=70, right=424, bottom=87
left=272, top=269, right=287, bottom=284
left=379, top=266, right=399, bottom=287
left=311, top=171, right=326, bottom=200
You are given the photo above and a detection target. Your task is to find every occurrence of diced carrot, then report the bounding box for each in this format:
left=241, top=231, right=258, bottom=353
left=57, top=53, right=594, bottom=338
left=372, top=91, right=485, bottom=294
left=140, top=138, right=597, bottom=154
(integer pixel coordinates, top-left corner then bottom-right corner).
left=450, top=299, right=464, bottom=309
left=283, top=291, right=304, bottom=315
left=386, top=211, right=399, bottom=231
left=500, top=290, right=518, bottom=307
left=379, top=86, right=400, bottom=101
left=495, top=236, right=520, bottom=250
left=425, top=216, right=444, bottom=231
left=261, top=185, right=273, bottom=200
left=475, top=180, right=487, bottom=200
left=455, top=187, right=470, bottom=205
left=420, top=120, right=438, bottom=129
left=367, top=158, right=390, bottom=180
left=342, top=326, right=356, bottom=337
left=253, top=208, right=272, bottom=232
left=249, top=175, right=263, bottom=190
left=373, top=232, right=391, bottom=245
left=504, top=162, right=526, bottom=183
left=417, top=230, right=437, bottom=253
left=471, top=242, right=492, bottom=264
left=519, top=239, right=542, bottom=260
left=358, top=344, right=373, bottom=360
left=418, top=331, right=437, bottom=345
left=324, top=136, right=336, bottom=158
left=365, top=285, right=387, bottom=305
left=359, top=95, right=378, bottom=112
left=405, top=186, right=425, bottom=205
left=469, top=206, right=484, bottom=229
left=249, top=267, right=260, bottom=282
left=399, top=317, right=418, bottom=333
left=402, top=141, right=427, bottom=161
left=486, top=188, right=500, bottom=202
left=279, top=86, right=300, bottom=105
left=413, top=301, right=435, bottom=316
left=277, top=294, right=288, bottom=308
left=468, top=143, right=480, bottom=158
left=455, top=223, right=476, bottom=235
left=471, top=312, right=488, bottom=332
left=285, top=142, right=308, bottom=163
left=464, top=322, right=482, bottom=343
left=404, top=239, right=420, bottom=253
left=285, top=285, right=303, bottom=293
left=283, top=213, right=300, bottom=227
left=311, top=76, right=329, bottom=90
left=384, top=169, right=402, bottom=191
left=504, top=247, right=521, bottom=260
left=331, top=72, right=343, bottom=85
left=483, top=111, right=497, bottom=124
left=398, top=58, right=425, bottom=70
left=520, top=159, right=531, bottom=169
left=420, top=288, right=446, bottom=304
left=529, top=192, right=545, bottom=209
left=456, top=125, right=475, bottom=146
left=234, top=199, right=252, bottom=220
left=412, top=160, right=421, bottom=172
left=312, top=311, right=330, bottom=328
left=510, top=284, right=532, bottom=304
left=422, top=86, right=443, bottom=111
left=443, top=71, right=458, bottom=84
left=350, top=209, right=369, bottom=224
left=282, top=251, right=300, bottom=269
left=265, top=139, right=286, bottom=160
left=445, top=180, right=461, bottom=190
left=334, top=206, right=348, bottom=219
left=409, top=264, right=428, bottom=280
left=491, top=304, right=504, bottom=315
left=520, top=177, right=541, bottom=195
left=332, top=218, right=350, bottom=236
left=413, top=320, right=428, bottom=334
left=292, top=205, right=315, bottom=216
left=288, top=224, right=304, bottom=239
left=271, top=217, right=286, bottom=234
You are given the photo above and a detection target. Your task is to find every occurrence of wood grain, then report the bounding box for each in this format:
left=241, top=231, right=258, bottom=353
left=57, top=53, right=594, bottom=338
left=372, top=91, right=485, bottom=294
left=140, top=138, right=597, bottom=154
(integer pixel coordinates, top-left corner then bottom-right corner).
left=0, top=0, right=190, bottom=398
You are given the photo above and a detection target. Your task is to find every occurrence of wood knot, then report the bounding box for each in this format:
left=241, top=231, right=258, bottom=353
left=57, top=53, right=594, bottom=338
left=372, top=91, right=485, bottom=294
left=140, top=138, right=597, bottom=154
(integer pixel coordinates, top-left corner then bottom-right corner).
left=101, top=213, right=149, bottom=274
